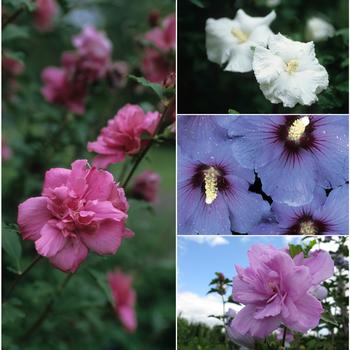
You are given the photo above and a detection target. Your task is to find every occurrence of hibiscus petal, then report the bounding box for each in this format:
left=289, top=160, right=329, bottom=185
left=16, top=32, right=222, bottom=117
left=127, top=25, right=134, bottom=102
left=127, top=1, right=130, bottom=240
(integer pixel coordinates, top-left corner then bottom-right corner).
left=18, top=197, right=53, bottom=241
left=80, top=219, right=124, bottom=255
left=85, top=167, right=115, bottom=201
left=49, top=242, right=89, bottom=273
left=35, top=222, right=69, bottom=257
left=118, top=306, right=137, bottom=333
left=43, top=167, right=71, bottom=192
left=284, top=293, right=323, bottom=333
left=231, top=304, right=282, bottom=339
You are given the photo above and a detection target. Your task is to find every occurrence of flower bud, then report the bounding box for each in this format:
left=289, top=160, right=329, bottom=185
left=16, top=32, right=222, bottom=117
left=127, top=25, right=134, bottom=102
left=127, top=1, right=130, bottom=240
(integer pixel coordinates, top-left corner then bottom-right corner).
left=218, top=272, right=225, bottom=281
left=148, top=8, right=160, bottom=27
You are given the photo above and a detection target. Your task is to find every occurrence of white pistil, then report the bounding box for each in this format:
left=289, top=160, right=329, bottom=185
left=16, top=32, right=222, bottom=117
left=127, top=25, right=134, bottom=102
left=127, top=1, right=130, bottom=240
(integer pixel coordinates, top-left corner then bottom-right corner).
left=289, top=116, right=310, bottom=141
left=205, top=167, right=218, bottom=204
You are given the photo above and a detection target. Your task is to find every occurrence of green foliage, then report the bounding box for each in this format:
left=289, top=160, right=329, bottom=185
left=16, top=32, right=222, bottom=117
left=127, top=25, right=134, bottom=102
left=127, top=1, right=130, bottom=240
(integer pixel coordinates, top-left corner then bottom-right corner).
left=2, top=224, right=22, bottom=272
left=128, top=75, right=164, bottom=100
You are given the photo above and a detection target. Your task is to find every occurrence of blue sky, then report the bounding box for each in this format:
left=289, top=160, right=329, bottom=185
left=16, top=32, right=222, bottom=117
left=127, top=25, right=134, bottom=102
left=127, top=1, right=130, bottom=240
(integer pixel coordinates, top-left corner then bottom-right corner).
left=177, top=235, right=305, bottom=296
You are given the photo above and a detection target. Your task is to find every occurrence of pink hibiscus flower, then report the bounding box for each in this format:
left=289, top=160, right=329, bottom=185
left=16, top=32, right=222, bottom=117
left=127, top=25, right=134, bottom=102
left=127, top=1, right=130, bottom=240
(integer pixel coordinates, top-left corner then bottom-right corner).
left=131, top=169, right=161, bottom=203
left=17, top=160, right=134, bottom=273
left=34, top=0, right=58, bottom=32
left=141, top=14, right=175, bottom=84
left=88, top=104, right=161, bottom=168
left=107, top=268, right=137, bottom=333
left=230, top=243, right=334, bottom=338
left=41, top=67, right=87, bottom=114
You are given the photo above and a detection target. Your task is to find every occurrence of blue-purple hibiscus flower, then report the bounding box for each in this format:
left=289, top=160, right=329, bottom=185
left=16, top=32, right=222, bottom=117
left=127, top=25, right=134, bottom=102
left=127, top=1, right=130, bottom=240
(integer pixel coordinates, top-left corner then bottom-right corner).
left=249, top=184, right=349, bottom=235
left=229, top=115, right=349, bottom=206
left=177, top=141, right=270, bottom=235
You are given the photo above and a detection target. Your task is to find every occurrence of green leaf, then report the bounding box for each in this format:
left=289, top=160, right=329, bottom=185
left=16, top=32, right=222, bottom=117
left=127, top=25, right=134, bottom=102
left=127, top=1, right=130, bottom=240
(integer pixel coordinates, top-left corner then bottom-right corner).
left=320, top=310, right=339, bottom=326
left=163, top=84, right=175, bottom=99
left=250, top=46, right=256, bottom=52
left=138, top=39, right=164, bottom=55
left=335, top=81, right=349, bottom=92
left=288, top=244, right=303, bottom=258
left=3, top=50, right=25, bottom=65
left=317, top=88, right=342, bottom=109
left=228, top=109, right=240, bottom=114
left=2, top=226, right=22, bottom=272
left=88, top=269, right=115, bottom=308
left=189, top=0, right=204, bottom=8
left=335, top=28, right=349, bottom=46
left=2, top=298, right=25, bottom=324
left=6, top=266, right=19, bottom=274
left=127, top=75, right=163, bottom=100
left=2, top=0, right=36, bottom=11
left=341, top=58, right=349, bottom=68
left=2, top=24, right=29, bottom=42
left=308, top=239, right=317, bottom=249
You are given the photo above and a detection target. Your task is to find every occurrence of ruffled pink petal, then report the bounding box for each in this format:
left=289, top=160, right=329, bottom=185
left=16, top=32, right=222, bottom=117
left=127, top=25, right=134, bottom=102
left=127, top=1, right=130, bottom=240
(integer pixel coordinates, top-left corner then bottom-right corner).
left=48, top=242, right=89, bottom=273
left=67, top=159, right=88, bottom=190
left=80, top=219, right=124, bottom=255
left=42, top=167, right=71, bottom=192
left=283, top=265, right=313, bottom=301
left=35, top=221, right=69, bottom=257
left=17, top=197, right=52, bottom=241
left=118, top=306, right=137, bottom=333
left=84, top=201, right=127, bottom=221
left=91, top=153, right=126, bottom=169
left=302, top=250, right=335, bottom=288
left=283, top=293, right=323, bottom=333
left=85, top=167, right=114, bottom=201
left=231, top=303, right=282, bottom=339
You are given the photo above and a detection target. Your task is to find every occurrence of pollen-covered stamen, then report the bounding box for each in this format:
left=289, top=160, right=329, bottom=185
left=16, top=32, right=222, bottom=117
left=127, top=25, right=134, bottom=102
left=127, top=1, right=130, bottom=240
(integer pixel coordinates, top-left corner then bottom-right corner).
left=299, top=220, right=318, bottom=235
left=288, top=116, right=310, bottom=141
left=231, top=28, right=248, bottom=43
left=286, top=59, right=299, bottom=73
left=204, top=167, right=218, bottom=204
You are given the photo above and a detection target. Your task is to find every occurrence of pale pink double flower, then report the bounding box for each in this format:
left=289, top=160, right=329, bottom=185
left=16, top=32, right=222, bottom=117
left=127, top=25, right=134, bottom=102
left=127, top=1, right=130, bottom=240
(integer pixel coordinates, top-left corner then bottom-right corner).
left=230, top=244, right=334, bottom=338
left=17, top=160, right=134, bottom=273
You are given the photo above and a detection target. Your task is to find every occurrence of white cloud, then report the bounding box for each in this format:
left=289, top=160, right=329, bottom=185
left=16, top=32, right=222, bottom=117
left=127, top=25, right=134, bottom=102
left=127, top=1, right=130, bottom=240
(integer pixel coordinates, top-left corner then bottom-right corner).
left=177, top=291, right=243, bottom=328
left=182, top=236, right=230, bottom=246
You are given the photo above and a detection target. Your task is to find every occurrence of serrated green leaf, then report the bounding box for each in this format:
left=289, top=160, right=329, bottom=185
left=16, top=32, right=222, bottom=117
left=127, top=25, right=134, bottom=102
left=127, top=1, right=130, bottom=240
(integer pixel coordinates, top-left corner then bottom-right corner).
left=320, top=310, right=339, bottom=326
left=189, top=0, right=204, bottom=8
left=2, top=227, right=22, bottom=272
left=2, top=24, right=29, bottom=42
left=228, top=109, right=240, bottom=114
left=2, top=298, right=25, bottom=324
left=127, top=75, right=163, bottom=100
left=307, top=239, right=317, bottom=250
left=288, top=244, right=303, bottom=258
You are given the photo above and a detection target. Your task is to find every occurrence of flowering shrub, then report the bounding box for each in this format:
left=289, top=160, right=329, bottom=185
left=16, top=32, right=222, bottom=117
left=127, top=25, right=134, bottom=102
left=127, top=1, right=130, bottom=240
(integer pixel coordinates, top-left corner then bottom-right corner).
left=2, top=0, right=175, bottom=349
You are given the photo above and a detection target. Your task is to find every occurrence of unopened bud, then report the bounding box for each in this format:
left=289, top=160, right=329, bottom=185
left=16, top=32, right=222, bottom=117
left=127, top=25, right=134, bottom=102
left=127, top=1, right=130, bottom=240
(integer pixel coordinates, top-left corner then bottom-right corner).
left=148, top=8, right=160, bottom=27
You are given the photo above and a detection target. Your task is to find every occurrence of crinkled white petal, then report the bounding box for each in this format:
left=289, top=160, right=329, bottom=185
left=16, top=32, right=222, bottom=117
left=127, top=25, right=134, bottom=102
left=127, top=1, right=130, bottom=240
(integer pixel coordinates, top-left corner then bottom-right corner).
left=205, top=10, right=276, bottom=73
left=253, top=33, right=329, bottom=107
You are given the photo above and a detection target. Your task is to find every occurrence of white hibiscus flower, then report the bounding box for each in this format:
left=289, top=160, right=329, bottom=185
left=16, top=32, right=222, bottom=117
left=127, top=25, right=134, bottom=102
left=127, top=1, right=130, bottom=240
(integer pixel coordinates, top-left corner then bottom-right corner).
left=205, top=9, right=276, bottom=73
left=253, top=33, right=329, bottom=108
left=305, top=17, right=335, bottom=42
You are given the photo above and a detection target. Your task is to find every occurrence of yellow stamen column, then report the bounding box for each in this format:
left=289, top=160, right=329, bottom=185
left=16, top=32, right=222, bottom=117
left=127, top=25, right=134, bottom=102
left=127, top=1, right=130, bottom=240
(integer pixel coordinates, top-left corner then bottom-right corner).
left=205, top=167, right=218, bottom=204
